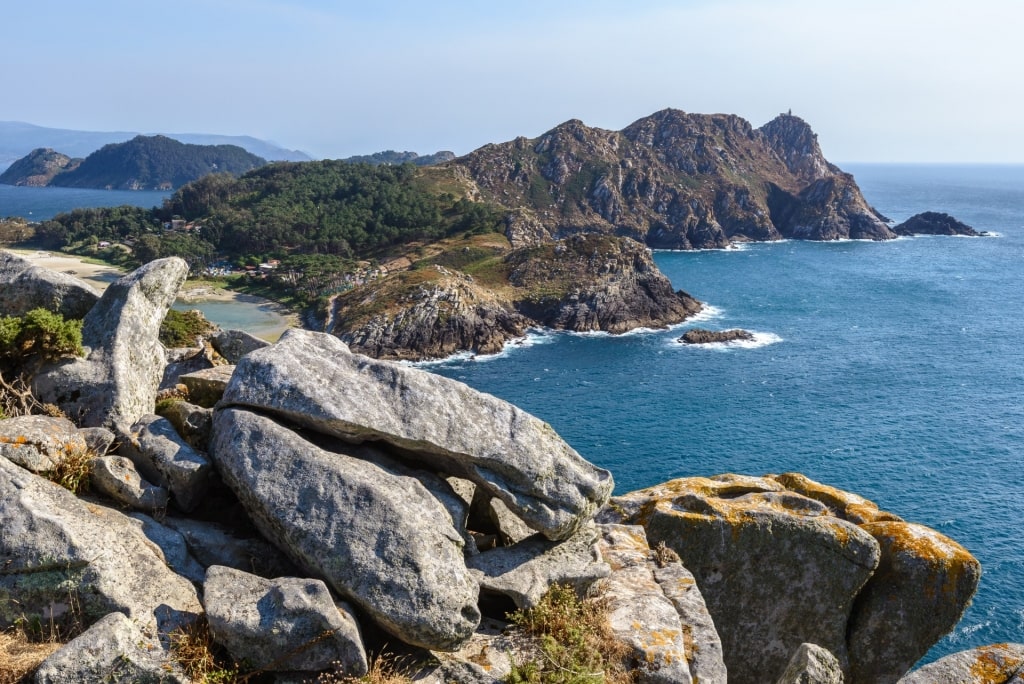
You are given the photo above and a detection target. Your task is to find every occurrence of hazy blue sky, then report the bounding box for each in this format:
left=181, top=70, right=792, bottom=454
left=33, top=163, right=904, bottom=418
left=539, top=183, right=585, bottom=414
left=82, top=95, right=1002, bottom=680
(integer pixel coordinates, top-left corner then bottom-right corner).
left=4, top=0, right=1021, bottom=162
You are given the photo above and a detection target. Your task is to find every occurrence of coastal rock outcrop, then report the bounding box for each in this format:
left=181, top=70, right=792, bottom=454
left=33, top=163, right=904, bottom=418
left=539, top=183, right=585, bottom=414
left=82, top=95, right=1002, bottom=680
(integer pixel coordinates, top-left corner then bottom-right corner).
left=898, top=643, right=1024, bottom=683
left=33, top=257, right=188, bottom=427
left=601, top=473, right=981, bottom=684
left=893, top=211, right=981, bottom=236
left=220, top=328, right=614, bottom=540
left=0, top=249, right=99, bottom=319
left=210, top=406, right=481, bottom=651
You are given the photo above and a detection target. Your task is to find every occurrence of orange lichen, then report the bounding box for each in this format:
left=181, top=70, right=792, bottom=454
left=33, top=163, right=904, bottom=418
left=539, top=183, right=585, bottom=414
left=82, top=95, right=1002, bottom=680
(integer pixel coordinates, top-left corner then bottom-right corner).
left=967, top=644, right=1024, bottom=683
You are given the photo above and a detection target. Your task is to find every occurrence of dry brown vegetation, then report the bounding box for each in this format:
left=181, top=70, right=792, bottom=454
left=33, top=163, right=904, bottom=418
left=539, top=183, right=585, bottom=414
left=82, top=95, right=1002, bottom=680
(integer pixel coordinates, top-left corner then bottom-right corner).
left=0, top=630, right=61, bottom=684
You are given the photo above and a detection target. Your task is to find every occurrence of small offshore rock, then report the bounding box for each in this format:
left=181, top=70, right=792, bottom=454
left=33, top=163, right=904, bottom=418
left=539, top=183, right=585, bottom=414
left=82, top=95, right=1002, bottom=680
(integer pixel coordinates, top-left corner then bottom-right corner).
left=34, top=611, right=189, bottom=684
left=0, top=415, right=88, bottom=472
left=0, top=249, right=99, bottom=319
left=898, top=643, right=1024, bottom=683
left=775, top=643, right=844, bottom=684
left=893, top=211, right=981, bottom=237
left=221, top=328, right=614, bottom=541
left=679, top=328, right=754, bottom=345
left=205, top=565, right=368, bottom=674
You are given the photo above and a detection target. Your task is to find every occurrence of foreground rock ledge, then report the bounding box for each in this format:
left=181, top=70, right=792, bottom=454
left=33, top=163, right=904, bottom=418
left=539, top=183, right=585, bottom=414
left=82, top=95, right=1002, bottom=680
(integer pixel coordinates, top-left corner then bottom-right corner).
left=220, top=328, right=614, bottom=541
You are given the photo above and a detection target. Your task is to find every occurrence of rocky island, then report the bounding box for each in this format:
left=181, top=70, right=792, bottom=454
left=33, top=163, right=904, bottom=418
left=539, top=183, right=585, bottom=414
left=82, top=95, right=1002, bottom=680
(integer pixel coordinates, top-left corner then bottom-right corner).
left=0, top=252, right=1018, bottom=683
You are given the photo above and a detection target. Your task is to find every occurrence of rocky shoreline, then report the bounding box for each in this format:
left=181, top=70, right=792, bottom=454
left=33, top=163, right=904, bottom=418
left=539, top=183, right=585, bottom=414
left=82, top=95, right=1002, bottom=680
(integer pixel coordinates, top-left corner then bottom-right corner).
left=0, top=253, right=1018, bottom=683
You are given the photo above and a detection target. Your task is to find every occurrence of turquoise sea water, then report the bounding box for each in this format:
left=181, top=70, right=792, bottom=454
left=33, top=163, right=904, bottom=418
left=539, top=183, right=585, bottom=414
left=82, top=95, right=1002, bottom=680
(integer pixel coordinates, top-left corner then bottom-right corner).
left=0, top=184, right=169, bottom=220
left=429, top=164, right=1024, bottom=660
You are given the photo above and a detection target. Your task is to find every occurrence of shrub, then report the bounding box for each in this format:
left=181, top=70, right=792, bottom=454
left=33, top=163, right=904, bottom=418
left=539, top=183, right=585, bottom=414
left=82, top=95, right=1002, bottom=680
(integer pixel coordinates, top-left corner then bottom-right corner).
left=0, top=309, right=83, bottom=361
left=506, top=584, right=633, bottom=684
left=159, top=308, right=218, bottom=348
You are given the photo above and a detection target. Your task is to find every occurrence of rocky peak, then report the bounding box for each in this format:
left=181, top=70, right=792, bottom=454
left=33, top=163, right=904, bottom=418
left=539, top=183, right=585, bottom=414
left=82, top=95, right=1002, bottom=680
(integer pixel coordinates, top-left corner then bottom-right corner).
left=758, top=112, right=838, bottom=183
left=0, top=147, right=80, bottom=186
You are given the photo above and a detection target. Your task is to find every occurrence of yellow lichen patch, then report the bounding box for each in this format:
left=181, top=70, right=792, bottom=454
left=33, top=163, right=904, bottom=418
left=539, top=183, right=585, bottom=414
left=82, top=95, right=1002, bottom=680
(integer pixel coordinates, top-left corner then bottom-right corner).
left=968, top=644, right=1024, bottom=683
left=771, top=471, right=888, bottom=523
left=862, top=521, right=981, bottom=601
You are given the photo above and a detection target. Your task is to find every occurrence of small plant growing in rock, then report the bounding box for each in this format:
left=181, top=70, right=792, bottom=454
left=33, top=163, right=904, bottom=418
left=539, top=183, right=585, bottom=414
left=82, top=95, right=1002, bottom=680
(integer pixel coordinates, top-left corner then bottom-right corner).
left=317, top=651, right=413, bottom=683
left=168, top=618, right=239, bottom=683
left=41, top=442, right=95, bottom=495
left=506, top=584, right=633, bottom=684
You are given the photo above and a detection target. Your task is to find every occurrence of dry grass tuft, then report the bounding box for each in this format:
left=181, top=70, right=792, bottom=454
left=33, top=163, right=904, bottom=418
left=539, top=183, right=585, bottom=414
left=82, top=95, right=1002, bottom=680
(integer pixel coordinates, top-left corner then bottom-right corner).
left=41, top=443, right=94, bottom=495
left=0, top=630, right=62, bottom=684
left=168, top=618, right=238, bottom=684
left=507, top=584, right=634, bottom=684
left=317, top=650, right=414, bottom=683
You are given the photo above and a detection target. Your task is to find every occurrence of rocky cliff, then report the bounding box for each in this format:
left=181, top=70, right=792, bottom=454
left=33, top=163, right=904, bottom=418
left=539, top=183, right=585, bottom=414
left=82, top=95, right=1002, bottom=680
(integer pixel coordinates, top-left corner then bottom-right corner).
left=450, top=109, right=893, bottom=250
left=0, top=147, right=81, bottom=186
left=0, top=256, right=1013, bottom=683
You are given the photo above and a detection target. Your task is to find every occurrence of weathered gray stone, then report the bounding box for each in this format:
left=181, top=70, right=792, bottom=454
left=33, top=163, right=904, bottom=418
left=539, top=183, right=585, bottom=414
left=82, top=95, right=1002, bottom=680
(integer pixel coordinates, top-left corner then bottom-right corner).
left=179, top=365, right=235, bottom=408
left=0, top=415, right=88, bottom=472
left=603, top=474, right=880, bottom=684
left=210, top=407, right=480, bottom=651
left=205, top=565, right=367, bottom=674
left=416, top=618, right=514, bottom=684
left=898, top=643, right=1024, bottom=684
left=90, top=455, right=170, bottom=512
left=847, top=521, right=981, bottom=684
left=158, top=400, right=213, bottom=450
left=652, top=555, right=727, bottom=683
left=160, top=344, right=215, bottom=391
left=593, top=524, right=692, bottom=684
left=162, top=516, right=298, bottom=578
left=33, top=257, right=188, bottom=428
left=0, top=249, right=99, bottom=319
left=776, top=643, right=844, bottom=684
left=489, top=498, right=535, bottom=546
left=0, top=457, right=202, bottom=635
left=221, top=328, right=613, bottom=541
left=77, top=426, right=116, bottom=456
left=211, top=328, right=270, bottom=363
left=127, top=513, right=206, bottom=584
left=467, top=524, right=609, bottom=610
left=34, top=611, right=189, bottom=684
left=117, top=414, right=211, bottom=512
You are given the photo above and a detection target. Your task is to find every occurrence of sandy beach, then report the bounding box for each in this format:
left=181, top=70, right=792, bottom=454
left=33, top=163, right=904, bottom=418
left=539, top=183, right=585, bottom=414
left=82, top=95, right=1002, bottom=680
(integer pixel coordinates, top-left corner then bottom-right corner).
left=7, top=249, right=299, bottom=340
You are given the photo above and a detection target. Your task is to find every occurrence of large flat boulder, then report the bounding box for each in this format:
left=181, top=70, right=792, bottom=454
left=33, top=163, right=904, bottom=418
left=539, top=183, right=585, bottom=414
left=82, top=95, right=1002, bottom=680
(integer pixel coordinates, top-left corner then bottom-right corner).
left=33, top=257, right=188, bottom=428
left=602, top=474, right=880, bottom=683
left=220, top=328, right=613, bottom=541
left=204, top=565, right=367, bottom=674
left=898, top=643, right=1024, bottom=683
left=209, top=406, right=480, bottom=651
left=0, top=457, right=201, bottom=636
left=0, top=249, right=99, bottom=319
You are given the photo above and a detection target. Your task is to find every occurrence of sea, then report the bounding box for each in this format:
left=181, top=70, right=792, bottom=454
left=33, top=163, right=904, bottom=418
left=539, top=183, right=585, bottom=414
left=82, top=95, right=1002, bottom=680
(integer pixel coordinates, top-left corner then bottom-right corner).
left=426, top=164, right=1024, bottom=662
left=2, top=166, right=1020, bottom=662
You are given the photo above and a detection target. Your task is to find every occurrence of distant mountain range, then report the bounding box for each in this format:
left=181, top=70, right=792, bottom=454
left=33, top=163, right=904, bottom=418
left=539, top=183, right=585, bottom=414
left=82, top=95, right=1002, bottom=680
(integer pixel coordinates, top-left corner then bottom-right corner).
left=0, top=121, right=311, bottom=171
left=0, top=135, right=267, bottom=190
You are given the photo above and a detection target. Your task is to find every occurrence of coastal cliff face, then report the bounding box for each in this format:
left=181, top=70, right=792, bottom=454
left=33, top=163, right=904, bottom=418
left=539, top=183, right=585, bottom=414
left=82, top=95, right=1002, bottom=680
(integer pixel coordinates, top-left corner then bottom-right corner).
left=329, top=234, right=701, bottom=360
left=451, top=109, right=892, bottom=249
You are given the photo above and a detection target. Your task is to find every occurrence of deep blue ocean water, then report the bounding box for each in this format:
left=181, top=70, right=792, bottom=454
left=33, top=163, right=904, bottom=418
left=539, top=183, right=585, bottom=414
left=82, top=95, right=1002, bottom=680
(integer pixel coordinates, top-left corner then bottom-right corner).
left=0, top=184, right=169, bottom=221
left=429, top=164, right=1024, bottom=660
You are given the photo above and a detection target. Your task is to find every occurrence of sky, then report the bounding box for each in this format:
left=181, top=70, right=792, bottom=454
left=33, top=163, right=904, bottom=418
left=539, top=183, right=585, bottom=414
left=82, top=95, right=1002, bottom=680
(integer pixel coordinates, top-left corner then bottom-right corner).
left=4, top=0, right=1023, bottom=163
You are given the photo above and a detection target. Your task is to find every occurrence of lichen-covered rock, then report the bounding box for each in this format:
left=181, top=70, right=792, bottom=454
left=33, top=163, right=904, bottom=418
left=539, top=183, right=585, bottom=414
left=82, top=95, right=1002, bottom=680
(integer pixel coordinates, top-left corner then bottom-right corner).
left=898, top=643, right=1024, bottom=684
left=77, top=426, right=116, bottom=456
left=34, top=611, right=189, bottom=684
left=847, top=522, right=981, bottom=683
left=0, top=249, right=99, bottom=319
left=179, top=365, right=235, bottom=408
left=0, top=457, right=201, bottom=635
left=33, top=258, right=188, bottom=427
left=210, top=407, right=480, bottom=650
left=592, top=524, right=693, bottom=684
left=220, top=328, right=613, bottom=541
left=775, top=643, right=844, bottom=684
left=127, top=512, right=206, bottom=585
left=158, top=400, right=213, bottom=450
left=602, top=474, right=880, bottom=683
left=416, top=618, right=516, bottom=684
left=204, top=565, right=367, bottom=674
left=117, top=414, right=211, bottom=512
left=467, top=524, right=609, bottom=610
left=770, top=472, right=903, bottom=525
left=0, top=415, right=88, bottom=472
left=211, top=328, right=270, bottom=363
left=90, top=455, right=170, bottom=512
left=489, top=498, right=536, bottom=546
